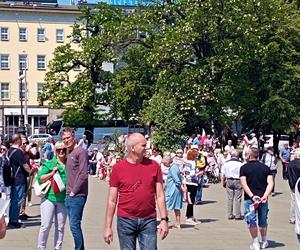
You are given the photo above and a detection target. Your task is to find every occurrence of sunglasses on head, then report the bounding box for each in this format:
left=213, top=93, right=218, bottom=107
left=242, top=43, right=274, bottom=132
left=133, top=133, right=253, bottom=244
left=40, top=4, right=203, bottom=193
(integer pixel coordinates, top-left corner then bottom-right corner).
left=56, top=148, right=66, bottom=153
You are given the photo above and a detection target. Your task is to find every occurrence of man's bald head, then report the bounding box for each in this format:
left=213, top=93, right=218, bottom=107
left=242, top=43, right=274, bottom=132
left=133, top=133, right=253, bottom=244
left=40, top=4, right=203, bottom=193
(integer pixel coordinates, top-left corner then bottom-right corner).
left=126, top=133, right=147, bottom=151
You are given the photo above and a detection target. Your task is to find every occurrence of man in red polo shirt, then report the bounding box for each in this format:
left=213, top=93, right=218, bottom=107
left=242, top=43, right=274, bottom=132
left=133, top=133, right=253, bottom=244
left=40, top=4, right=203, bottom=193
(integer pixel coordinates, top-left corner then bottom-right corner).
left=103, top=133, right=169, bottom=249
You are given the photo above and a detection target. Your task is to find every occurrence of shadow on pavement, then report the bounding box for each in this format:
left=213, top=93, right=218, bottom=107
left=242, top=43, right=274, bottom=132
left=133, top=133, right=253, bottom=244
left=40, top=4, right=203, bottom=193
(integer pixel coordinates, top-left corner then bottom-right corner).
left=198, top=200, right=217, bottom=205
left=271, top=192, right=283, bottom=197
left=180, top=224, right=198, bottom=229
left=199, top=218, right=218, bottom=223
left=268, top=240, right=285, bottom=248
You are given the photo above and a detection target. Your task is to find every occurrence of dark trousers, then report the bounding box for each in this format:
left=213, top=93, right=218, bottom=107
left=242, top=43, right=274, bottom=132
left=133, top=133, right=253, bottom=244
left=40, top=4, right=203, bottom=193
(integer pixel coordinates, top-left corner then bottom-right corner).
left=186, top=184, right=197, bottom=218
left=282, top=162, right=288, bottom=180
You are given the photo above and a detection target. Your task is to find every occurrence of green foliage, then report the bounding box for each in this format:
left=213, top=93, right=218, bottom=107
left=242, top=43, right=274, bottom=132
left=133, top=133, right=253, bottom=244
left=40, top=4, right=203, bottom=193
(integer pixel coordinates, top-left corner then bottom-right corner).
left=141, top=92, right=185, bottom=151
left=40, top=3, right=123, bottom=126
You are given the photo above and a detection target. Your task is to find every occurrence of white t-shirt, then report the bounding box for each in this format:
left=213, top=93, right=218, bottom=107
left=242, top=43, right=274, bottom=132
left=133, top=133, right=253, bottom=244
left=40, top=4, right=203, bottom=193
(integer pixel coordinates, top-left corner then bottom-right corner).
left=221, top=158, right=243, bottom=179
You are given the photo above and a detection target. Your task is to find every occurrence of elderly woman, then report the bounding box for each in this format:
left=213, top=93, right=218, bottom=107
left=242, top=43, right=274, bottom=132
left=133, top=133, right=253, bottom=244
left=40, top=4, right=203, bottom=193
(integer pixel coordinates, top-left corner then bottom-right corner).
left=165, top=155, right=186, bottom=228
left=37, top=142, right=67, bottom=250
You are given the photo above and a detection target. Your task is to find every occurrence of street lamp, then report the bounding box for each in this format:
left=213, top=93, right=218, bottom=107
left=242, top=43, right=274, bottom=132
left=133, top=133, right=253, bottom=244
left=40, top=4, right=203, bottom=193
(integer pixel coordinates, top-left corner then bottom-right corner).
left=17, top=70, right=26, bottom=134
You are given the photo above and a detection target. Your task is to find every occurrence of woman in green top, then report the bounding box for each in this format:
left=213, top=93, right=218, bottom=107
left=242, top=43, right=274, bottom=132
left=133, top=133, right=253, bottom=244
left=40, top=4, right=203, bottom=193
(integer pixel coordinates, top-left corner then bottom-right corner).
left=37, top=142, right=67, bottom=250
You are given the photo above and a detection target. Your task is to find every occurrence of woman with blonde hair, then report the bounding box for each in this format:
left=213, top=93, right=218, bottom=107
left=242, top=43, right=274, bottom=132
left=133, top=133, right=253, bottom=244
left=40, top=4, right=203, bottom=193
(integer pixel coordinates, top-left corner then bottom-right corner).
left=37, top=142, right=67, bottom=250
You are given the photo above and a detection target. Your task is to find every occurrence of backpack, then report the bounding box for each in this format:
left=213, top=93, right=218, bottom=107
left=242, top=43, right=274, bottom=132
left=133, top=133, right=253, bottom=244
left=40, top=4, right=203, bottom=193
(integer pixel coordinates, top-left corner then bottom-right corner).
left=3, top=149, right=18, bottom=187
left=196, top=153, right=206, bottom=169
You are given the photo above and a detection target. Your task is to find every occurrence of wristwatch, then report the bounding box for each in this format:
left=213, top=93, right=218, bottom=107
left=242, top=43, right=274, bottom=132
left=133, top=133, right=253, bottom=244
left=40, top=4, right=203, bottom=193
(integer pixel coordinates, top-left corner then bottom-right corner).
left=160, top=217, right=169, bottom=222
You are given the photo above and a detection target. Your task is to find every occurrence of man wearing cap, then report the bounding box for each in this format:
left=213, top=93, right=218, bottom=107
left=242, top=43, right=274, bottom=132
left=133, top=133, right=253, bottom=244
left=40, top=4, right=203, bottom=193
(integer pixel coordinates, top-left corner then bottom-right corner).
left=221, top=150, right=243, bottom=220
left=287, top=149, right=300, bottom=225
left=279, top=142, right=291, bottom=180
left=261, top=147, right=277, bottom=196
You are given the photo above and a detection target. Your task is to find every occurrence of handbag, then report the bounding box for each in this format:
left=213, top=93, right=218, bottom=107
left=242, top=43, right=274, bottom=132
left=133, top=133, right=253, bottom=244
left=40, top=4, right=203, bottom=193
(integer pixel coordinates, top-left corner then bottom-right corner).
left=33, top=179, right=51, bottom=198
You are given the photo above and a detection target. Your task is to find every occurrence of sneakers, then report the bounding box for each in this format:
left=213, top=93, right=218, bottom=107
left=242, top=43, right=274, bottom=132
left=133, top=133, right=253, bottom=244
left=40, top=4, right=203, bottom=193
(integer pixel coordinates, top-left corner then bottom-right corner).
left=8, top=222, right=23, bottom=229
left=250, top=241, right=260, bottom=250
left=186, top=218, right=199, bottom=225
left=260, top=241, right=269, bottom=249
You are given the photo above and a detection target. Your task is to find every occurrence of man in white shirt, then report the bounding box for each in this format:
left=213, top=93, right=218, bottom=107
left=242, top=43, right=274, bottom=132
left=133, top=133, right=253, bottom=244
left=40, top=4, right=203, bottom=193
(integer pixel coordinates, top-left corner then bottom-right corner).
left=261, top=147, right=277, bottom=196
left=224, top=140, right=235, bottom=153
left=222, top=150, right=243, bottom=220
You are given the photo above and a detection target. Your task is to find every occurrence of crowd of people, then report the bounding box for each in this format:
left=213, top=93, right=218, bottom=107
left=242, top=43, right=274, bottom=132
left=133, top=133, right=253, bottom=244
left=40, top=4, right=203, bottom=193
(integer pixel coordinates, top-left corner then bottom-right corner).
left=0, top=130, right=300, bottom=250
left=0, top=129, right=89, bottom=250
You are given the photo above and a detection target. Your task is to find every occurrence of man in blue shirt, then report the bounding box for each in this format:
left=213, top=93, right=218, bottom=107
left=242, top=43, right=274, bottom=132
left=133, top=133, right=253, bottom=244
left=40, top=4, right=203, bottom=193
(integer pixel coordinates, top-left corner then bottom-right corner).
left=193, top=134, right=201, bottom=146
left=280, top=143, right=291, bottom=180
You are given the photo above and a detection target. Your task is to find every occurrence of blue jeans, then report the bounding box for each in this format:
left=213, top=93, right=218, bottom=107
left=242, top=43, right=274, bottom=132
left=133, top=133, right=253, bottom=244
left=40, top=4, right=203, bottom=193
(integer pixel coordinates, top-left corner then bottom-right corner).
left=244, top=199, right=269, bottom=228
left=297, top=234, right=300, bottom=244
left=65, top=195, right=87, bottom=250
left=117, top=216, right=157, bottom=250
left=195, top=176, right=204, bottom=204
left=9, top=183, right=25, bottom=223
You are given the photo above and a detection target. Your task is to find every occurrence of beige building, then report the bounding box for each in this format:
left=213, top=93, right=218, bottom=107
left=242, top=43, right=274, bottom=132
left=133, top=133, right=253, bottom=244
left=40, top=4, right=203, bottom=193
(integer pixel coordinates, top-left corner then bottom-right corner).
left=0, top=2, right=81, bottom=136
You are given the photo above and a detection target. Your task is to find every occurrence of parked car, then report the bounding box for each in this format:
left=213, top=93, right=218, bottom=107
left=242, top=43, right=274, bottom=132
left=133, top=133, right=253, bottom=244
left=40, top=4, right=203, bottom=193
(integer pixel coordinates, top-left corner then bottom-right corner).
left=28, top=133, right=51, bottom=145
left=263, top=134, right=289, bottom=151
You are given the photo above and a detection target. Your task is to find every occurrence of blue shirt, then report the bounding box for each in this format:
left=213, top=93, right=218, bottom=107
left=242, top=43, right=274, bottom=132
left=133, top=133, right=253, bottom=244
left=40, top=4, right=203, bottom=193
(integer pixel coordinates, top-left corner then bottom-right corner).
left=280, top=148, right=291, bottom=162
left=193, top=137, right=201, bottom=145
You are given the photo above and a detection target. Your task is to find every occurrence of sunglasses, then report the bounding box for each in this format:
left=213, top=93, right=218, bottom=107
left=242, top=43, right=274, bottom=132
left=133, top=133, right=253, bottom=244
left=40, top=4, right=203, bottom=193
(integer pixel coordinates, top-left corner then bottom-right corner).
left=0, top=148, right=7, bottom=151
left=56, top=148, right=67, bottom=153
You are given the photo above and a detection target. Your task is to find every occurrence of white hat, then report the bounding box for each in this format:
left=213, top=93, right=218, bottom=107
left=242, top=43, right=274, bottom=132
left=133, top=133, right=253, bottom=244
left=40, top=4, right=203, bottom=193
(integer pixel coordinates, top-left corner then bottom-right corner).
left=191, top=145, right=198, bottom=149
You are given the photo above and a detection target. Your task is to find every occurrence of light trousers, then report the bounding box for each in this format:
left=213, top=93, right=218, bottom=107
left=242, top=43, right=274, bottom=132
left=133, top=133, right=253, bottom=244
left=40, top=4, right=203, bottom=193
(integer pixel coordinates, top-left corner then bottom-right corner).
left=226, top=179, right=243, bottom=218
left=37, top=198, right=67, bottom=250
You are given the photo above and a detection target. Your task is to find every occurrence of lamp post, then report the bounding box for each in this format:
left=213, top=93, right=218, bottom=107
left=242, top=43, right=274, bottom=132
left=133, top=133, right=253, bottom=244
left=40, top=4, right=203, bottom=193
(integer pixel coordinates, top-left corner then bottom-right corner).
left=17, top=70, right=26, bottom=134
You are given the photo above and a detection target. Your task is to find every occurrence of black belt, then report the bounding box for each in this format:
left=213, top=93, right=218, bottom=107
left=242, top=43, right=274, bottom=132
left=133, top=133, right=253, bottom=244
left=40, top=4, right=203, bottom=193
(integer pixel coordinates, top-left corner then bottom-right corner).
left=228, top=178, right=240, bottom=180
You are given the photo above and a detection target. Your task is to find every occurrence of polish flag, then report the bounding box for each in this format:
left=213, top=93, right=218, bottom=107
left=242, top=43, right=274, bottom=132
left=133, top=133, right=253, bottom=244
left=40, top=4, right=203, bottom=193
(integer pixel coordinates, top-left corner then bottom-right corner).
left=243, top=135, right=249, bottom=145
left=201, top=129, right=207, bottom=146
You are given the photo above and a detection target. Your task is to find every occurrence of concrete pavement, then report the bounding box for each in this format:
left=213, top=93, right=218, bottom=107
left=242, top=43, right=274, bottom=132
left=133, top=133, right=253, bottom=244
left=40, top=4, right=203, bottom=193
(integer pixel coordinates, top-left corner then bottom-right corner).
left=0, top=171, right=299, bottom=250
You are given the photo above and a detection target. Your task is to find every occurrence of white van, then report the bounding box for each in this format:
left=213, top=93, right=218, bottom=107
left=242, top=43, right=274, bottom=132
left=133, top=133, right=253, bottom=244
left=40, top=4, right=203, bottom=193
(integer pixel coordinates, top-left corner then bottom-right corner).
left=263, top=134, right=289, bottom=151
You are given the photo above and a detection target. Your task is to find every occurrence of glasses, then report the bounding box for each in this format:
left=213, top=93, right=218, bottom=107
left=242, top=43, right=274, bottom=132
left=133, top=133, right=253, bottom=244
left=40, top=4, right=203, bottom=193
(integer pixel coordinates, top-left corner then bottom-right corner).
left=0, top=148, right=7, bottom=151
left=56, top=148, right=67, bottom=153
left=22, top=142, right=29, bottom=145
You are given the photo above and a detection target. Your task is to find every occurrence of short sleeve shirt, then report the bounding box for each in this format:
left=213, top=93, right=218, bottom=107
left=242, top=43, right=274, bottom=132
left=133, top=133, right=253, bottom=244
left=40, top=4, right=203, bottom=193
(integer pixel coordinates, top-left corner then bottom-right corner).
left=109, top=157, right=163, bottom=218
left=240, top=160, right=271, bottom=200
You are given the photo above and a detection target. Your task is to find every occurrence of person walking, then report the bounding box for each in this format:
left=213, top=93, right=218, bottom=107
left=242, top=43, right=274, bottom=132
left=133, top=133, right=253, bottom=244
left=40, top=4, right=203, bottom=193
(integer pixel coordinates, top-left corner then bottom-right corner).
left=287, top=149, right=300, bottom=225
left=61, top=128, right=89, bottom=250
left=103, top=133, right=168, bottom=249
left=240, top=147, right=273, bottom=250
left=261, top=147, right=277, bottom=196
left=280, top=142, right=291, bottom=180
left=37, top=142, right=67, bottom=250
left=221, top=150, right=243, bottom=220
left=165, top=156, right=186, bottom=228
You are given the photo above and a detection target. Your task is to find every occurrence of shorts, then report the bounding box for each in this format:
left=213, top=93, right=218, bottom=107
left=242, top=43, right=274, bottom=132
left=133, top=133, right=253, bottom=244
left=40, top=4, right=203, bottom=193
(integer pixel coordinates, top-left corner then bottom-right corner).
left=244, top=199, right=269, bottom=228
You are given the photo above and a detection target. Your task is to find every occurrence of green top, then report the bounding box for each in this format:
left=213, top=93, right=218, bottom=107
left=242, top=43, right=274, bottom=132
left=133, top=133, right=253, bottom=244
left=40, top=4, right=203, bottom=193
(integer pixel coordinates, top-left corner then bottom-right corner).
left=37, top=156, right=67, bottom=203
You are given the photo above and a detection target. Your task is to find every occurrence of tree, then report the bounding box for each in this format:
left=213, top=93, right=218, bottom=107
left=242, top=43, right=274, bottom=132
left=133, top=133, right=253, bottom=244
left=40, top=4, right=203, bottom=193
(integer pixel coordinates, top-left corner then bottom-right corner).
left=40, top=3, right=123, bottom=131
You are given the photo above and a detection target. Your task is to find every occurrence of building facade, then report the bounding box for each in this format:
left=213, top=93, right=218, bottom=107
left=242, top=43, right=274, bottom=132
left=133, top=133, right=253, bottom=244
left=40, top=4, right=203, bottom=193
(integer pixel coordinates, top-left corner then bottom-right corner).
left=0, top=2, right=81, bottom=135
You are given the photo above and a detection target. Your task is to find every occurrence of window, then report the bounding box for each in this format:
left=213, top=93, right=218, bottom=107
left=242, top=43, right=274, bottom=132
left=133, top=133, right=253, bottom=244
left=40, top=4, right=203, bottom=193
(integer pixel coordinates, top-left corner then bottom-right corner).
left=37, top=55, right=46, bottom=70
left=0, top=82, right=10, bottom=100
left=56, top=29, right=64, bottom=43
left=19, top=54, right=28, bottom=70
left=37, top=82, right=43, bottom=97
left=0, top=27, right=9, bottom=41
left=0, top=54, right=9, bottom=69
left=37, top=28, right=45, bottom=42
left=19, top=28, right=27, bottom=41
left=73, top=64, right=81, bottom=71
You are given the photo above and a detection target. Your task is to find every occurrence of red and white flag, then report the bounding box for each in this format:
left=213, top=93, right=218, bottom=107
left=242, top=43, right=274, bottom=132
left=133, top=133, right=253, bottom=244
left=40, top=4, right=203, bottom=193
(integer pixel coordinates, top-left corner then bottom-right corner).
left=201, top=128, right=207, bottom=146
left=243, top=135, right=249, bottom=145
